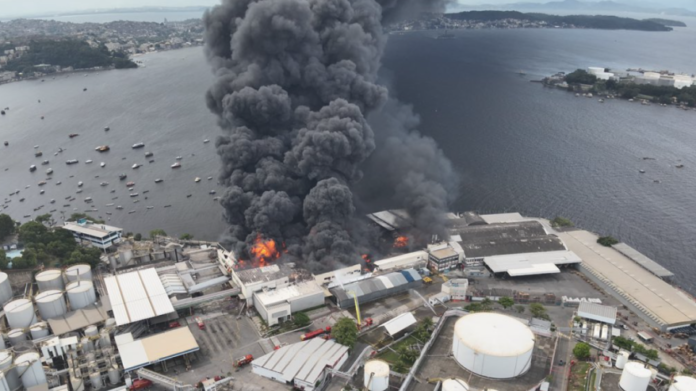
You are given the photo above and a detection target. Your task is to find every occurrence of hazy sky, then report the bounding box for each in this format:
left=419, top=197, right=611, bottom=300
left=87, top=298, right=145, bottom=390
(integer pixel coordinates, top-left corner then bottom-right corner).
left=1, top=0, right=694, bottom=18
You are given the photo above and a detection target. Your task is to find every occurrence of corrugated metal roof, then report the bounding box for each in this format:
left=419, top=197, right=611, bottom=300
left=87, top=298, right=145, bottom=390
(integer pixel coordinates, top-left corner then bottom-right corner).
left=116, top=327, right=199, bottom=372
left=578, top=302, right=618, bottom=323
left=613, top=243, right=674, bottom=278
left=383, top=312, right=417, bottom=336
left=104, top=268, right=175, bottom=326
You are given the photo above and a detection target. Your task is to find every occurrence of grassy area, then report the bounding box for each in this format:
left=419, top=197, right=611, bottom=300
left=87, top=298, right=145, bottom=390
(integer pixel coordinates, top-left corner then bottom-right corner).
left=375, top=335, right=420, bottom=372
left=568, top=362, right=592, bottom=391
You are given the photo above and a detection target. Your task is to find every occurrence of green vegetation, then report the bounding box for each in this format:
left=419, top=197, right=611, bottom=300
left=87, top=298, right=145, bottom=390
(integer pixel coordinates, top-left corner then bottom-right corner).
left=381, top=318, right=433, bottom=374
left=565, top=69, right=598, bottom=85
left=414, top=317, right=434, bottom=342
left=293, top=312, right=310, bottom=328
left=530, top=303, right=551, bottom=320
left=179, top=233, right=194, bottom=240
left=515, top=305, right=525, bottom=314
left=597, top=236, right=619, bottom=247
left=568, top=361, right=591, bottom=391
left=134, top=233, right=142, bottom=241
left=465, top=298, right=494, bottom=312
left=644, top=18, right=687, bottom=27
left=333, top=317, right=358, bottom=349
left=445, top=11, right=672, bottom=31
left=0, top=249, right=7, bottom=269
left=70, top=213, right=104, bottom=224
left=0, top=214, right=15, bottom=241
left=551, top=216, right=574, bottom=228
left=149, top=229, right=167, bottom=239
left=658, top=363, right=678, bottom=375
left=613, top=336, right=658, bottom=360
left=573, top=342, right=591, bottom=360
left=498, top=296, right=515, bottom=309
left=4, top=39, right=137, bottom=75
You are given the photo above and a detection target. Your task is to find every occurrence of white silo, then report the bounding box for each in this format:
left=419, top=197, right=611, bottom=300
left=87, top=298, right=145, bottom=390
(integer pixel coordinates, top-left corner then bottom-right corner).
left=105, top=318, right=116, bottom=328
left=615, top=350, right=629, bottom=369
left=35, top=269, right=65, bottom=292
left=8, top=329, right=27, bottom=345
left=35, top=289, right=67, bottom=320
left=4, top=298, right=37, bottom=329
left=108, top=365, right=121, bottom=385
left=65, top=264, right=92, bottom=283
left=0, top=272, right=12, bottom=305
left=0, top=372, right=10, bottom=391
left=66, top=280, right=97, bottom=310
left=81, top=337, right=94, bottom=352
left=364, top=360, right=389, bottom=391
left=90, top=371, right=103, bottom=389
left=441, top=378, right=470, bottom=391
left=30, top=322, right=50, bottom=339
left=619, top=361, right=651, bottom=391
left=0, top=350, right=20, bottom=391
left=452, top=313, right=535, bottom=379
left=601, top=325, right=609, bottom=340
left=670, top=376, right=696, bottom=391
left=85, top=325, right=98, bottom=337
left=14, top=352, right=46, bottom=388
left=99, top=329, right=112, bottom=348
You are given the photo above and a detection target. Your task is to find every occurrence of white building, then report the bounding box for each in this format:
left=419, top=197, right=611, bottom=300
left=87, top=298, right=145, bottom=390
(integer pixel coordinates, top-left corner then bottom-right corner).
left=427, top=243, right=464, bottom=272
left=577, top=302, right=617, bottom=325
left=231, top=264, right=295, bottom=305
left=442, top=279, right=469, bottom=300
left=373, top=251, right=428, bottom=272
left=313, top=264, right=361, bottom=286
left=62, top=220, right=123, bottom=250
left=253, top=281, right=325, bottom=326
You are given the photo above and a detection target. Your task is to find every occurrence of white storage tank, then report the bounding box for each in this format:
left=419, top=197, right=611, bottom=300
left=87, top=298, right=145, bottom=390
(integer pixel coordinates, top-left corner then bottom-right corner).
left=615, top=350, right=629, bottom=369
left=0, top=272, right=12, bottom=305
left=8, top=329, right=27, bottom=345
left=670, top=376, right=696, bottom=391
left=0, top=350, right=20, bottom=391
left=0, top=372, right=10, bottom=391
left=35, top=269, right=65, bottom=292
left=452, top=313, right=534, bottom=379
left=619, top=361, right=651, bottom=391
left=441, top=378, right=470, bottom=391
left=66, top=280, right=97, bottom=310
left=65, top=264, right=92, bottom=282
left=89, top=372, right=103, bottom=390
left=81, top=337, right=94, bottom=352
left=99, top=329, right=112, bottom=348
left=35, top=289, right=67, bottom=319
left=105, top=318, right=116, bottom=328
left=85, top=325, right=98, bottom=336
left=30, top=322, right=50, bottom=339
left=4, top=298, right=37, bottom=329
left=108, top=365, right=120, bottom=384
left=14, top=352, right=47, bottom=388
left=363, top=359, right=389, bottom=391
left=601, top=324, right=609, bottom=340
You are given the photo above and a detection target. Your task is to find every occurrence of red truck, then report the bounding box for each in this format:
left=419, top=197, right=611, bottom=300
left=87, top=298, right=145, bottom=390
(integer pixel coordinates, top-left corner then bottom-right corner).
left=234, top=354, right=254, bottom=367
left=301, top=326, right=331, bottom=341
left=129, top=379, right=152, bottom=390
left=195, top=317, right=206, bottom=330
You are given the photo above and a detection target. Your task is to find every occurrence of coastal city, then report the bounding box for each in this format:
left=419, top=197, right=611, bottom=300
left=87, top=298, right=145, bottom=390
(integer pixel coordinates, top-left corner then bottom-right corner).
left=1, top=209, right=696, bottom=391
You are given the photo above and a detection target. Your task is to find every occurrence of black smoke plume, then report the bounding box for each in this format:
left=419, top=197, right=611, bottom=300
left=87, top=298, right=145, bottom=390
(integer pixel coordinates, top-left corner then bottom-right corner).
left=204, top=0, right=456, bottom=272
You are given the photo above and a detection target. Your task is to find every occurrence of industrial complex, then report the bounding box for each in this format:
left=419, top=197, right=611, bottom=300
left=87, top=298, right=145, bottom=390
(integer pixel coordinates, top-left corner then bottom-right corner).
left=1, top=211, right=696, bottom=391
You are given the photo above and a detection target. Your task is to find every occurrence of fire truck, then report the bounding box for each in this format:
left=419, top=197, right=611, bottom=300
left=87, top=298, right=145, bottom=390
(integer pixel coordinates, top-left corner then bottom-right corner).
left=300, top=326, right=331, bottom=341
left=233, top=354, right=254, bottom=367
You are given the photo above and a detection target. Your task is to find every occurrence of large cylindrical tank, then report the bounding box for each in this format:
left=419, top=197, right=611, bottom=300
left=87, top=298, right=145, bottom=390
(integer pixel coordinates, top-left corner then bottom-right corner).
left=0, top=350, right=20, bottom=391
left=30, top=322, right=50, bottom=339
left=441, top=378, right=470, bottom=391
left=105, top=318, right=116, bottom=328
left=66, top=280, right=96, bottom=310
left=0, top=273, right=12, bottom=305
left=14, top=352, right=46, bottom=388
left=108, top=365, right=120, bottom=385
left=89, top=372, right=103, bottom=390
left=0, top=372, right=10, bottom=391
left=4, top=298, right=37, bottom=329
left=620, top=361, right=651, bottom=391
left=85, top=325, right=98, bottom=337
left=65, top=264, right=92, bottom=283
left=670, top=376, right=696, bottom=391
left=452, top=313, right=534, bottom=379
left=81, top=337, right=94, bottom=352
left=364, top=360, right=389, bottom=391
left=35, top=289, right=67, bottom=320
left=615, top=350, right=629, bottom=369
left=8, top=329, right=27, bottom=345
left=35, top=269, right=65, bottom=292
left=99, top=329, right=112, bottom=348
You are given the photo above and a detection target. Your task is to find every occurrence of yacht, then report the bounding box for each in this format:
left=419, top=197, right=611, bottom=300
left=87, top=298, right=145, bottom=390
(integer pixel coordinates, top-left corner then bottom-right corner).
left=195, top=177, right=201, bottom=183
left=85, top=160, right=93, bottom=164
left=100, top=162, right=106, bottom=167
left=132, top=163, right=140, bottom=169
left=29, top=165, right=37, bottom=172
left=171, top=162, right=181, bottom=169
left=155, top=178, right=163, bottom=183
left=119, top=174, right=127, bottom=180
left=132, top=142, right=145, bottom=149
left=77, top=181, right=83, bottom=187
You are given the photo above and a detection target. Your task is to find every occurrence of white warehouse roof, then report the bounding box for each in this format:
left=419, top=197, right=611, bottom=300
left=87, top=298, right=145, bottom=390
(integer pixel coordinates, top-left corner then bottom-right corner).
left=484, top=250, right=581, bottom=276
left=104, top=268, right=175, bottom=326
left=254, top=281, right=324, bottom=307
left=383, top=312, right=417, bottom=336
left=578, top=302, right=617, bottom=325
left=116, top=327, right=199, bottom=372
left=62, top=221, right=122, bottom=238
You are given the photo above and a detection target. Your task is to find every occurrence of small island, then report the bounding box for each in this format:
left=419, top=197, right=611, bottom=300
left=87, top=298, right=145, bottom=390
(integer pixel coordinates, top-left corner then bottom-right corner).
left=644, top=18, right=687, bottom=27
left=542, top=67, right=696, bottom=109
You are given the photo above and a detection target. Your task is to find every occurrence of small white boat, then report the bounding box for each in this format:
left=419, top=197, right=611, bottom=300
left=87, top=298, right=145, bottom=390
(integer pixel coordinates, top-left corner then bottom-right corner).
left=132, top=163, right=140, bottom=169
left=175, top=156, right=183, bottom=160
left=100, top=162, right=106, bottom=167
left=171, top=162, right=181, bottom=169
left=195, top=177, right=201, bottom=183
left=84, top=197, right=92, bottom=202
left=76, top=190, right=83, bottom=194
left=116, top=206, right=123, bottom=210
left=34, top=145, right=39, bottom=149
left=100, top=182, right=109, bottom=186
left=207, top=176, right=213, bottom=180
left=146, top=206, right=154, bottom=209
left=46, top=168, right=53, bottom=174
left=132, top=142, right=145, bottom=149
left=50, top=199, right=55, bottom=203
left=40, top=190, right=45, bottom=194
left=56, top=181, right=62, bottom=185
left=106, top=203, right=114, bottom=207
left=130, top=193, right=139, bottom=197
left=155, top=178, right=163, bottom=183
left=203, top=139, right=210, bottom=143
left=209, top=190, right=216, bottom=194
left=77, top=181, right=83, bottom=187
left=85, top=160, right=93, bottom=164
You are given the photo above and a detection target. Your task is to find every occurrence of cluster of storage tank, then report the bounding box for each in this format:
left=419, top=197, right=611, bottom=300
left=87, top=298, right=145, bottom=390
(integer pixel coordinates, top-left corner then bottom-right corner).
left=0, top=349, right=47, bottom=389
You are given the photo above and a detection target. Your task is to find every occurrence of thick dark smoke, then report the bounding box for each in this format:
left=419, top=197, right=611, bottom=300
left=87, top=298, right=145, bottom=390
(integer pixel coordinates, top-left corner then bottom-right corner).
left=204, top=0, right=455, bottom=272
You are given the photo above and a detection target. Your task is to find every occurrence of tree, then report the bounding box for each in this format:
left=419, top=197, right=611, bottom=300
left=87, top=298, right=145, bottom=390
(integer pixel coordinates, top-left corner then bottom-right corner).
left=134, top=233, right=142, bottom=241
left=0, top=249, right=7, bottom=269
left=597, top=236, right=618, bottom=247
left=18, top=221, right=48, bottom=244
left=515, top=305, right=525, bottom=314
left=12, top=249, right=37, bottom=269
left=333, top=317, right=358, bottom=349
left=529, top=303, right=550, bottom=320
left=65, top=247, right=102, bottom=268
left=465, top=303, right=482, bottom=312
left=573, top=342, right=591, bottom=360
left=0, top=214, right=15, bottom=240
left=397, top=345, right=420, bottom=365
left=415, top=318, right=433, bottom=341
left=294, top=312, right=310, bottom=327
left=180, top=233, right=194, bottom=240
left=565, top=69, right=597, bottom=85
left=35, top=213, right=55, bottom=226
left=498, top=296, right=515, bottom=309
left=69, top=213, right=105, bottom=224
left=149, top=229, right=167, bottom=239
left=551, top=216, right=574, bottom=228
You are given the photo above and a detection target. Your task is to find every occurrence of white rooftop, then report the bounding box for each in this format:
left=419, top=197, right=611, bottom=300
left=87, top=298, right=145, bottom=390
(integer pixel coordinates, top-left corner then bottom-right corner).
left=104, top=268, right=175, bottom=326
left=383, top=312, right=417, bottom=336
left=254, top=281, right=323, bottom=307
left=484, top=250, right=581, bottom=275
left=252, top=338, right=348, bottom=384
left=116, top=327, right=199, bottom=371
left=62, top=221, right=122, bottom=238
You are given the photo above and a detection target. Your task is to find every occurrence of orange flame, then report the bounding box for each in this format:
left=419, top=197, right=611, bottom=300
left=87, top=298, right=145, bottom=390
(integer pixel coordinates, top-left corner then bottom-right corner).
left=250, top=234, right=281, bottom=267
left=361, top=254, right=371, bottom=263
left=393, top=236, right=409, bottom=248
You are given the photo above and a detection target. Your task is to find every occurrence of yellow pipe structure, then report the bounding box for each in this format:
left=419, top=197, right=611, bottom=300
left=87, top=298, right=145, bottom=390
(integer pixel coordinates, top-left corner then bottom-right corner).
left=349, top=290, right=361, bottom=330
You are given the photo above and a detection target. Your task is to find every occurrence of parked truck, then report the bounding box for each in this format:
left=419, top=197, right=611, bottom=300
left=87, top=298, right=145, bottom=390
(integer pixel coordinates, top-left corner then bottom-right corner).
left=301, top=326, right=331, bottom=341
left=234, top=354, right=254, bottom=367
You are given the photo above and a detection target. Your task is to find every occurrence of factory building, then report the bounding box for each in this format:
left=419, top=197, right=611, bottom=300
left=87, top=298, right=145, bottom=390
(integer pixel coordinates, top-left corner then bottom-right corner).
left=116, top=327, right=200, bottom=372
left=442, top=279, right=469, bottom=300
left=452, top=313, right=535, bottom=379
left=253, top=281, right=325, bottom=326
left=62, top=220, right=123, bottom=250
left=427, top=242, right=464, bottom=272
left=313, top=264, right=362, bottom=286
left=373, top=251, right=428, bottom=272
left=577, top=302, right=617, bottom=325
left=231, top=264, right=299, bottom=305
left=252, top=338, right=349, bottom=391
left=483, top=250, right=581, bottom=277
left=365, top=209, right=413, bottom=232
left=329, top=269, right=422, bottom=309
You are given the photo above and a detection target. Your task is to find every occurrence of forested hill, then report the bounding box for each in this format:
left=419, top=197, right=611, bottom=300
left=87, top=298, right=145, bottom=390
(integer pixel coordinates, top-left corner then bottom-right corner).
left=445, top=11, right=673, bottom=31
